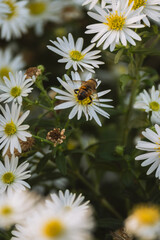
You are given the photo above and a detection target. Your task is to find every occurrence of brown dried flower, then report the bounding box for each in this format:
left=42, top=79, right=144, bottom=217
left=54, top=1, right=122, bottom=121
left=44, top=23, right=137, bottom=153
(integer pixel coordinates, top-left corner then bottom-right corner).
left=46, top=128, right=66, bottom=147
left=25, top=67, right=42, bottom=80
left=111, top=228, right=133, bottom=240
left=5, top=136, right=35, bottom=158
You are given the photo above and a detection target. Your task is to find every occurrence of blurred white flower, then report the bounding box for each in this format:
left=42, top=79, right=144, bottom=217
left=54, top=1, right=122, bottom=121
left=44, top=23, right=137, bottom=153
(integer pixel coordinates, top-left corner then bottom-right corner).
left=0, top=1, right=10, bottom=17
left=0, top=0, right=29, bottom=40
left=46, top=189, right=90, bottom=215
left=0, top=155, right=31, bottom=195
left=85, top=0, right=145, bottom=51
left=0, top=47, right=26, bottom=83
left=0, top=190, right=39, bottom=229
left=135, top=124, right=160, bottom=179
left=0, top=71, right=34, bottom=104
left=47, top=33, right=104, bottom=73
left=82, top=0, right=106, bottom=9
left=125, top=204, right=160, bottom=240
left=27, top=0, right=62, bottom=36
left=128, top=0, right=160, bottom=26
left=52, top=71, right=113, bottom=126
left=12, top=192, right=94, bottom=240
left=0, top=102, right=31, bottom=155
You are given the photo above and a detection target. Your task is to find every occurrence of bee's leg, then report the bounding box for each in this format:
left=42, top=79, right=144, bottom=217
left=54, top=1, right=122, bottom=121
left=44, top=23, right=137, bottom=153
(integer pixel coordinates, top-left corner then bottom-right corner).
left=88, top=96, right=92, bottom=105
left=74, top=89, right=79, bottom=94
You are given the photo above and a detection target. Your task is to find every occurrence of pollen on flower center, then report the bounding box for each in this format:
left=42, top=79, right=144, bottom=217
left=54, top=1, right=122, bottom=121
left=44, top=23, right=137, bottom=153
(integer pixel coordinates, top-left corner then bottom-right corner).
left=128, top=0, right=146, bottom=10
left=69, top=50, right=85, bottom=61
left=133, top=206, right=160, bottom=225
left=2, top=172, right=15, bottom=184
left=3, top=0, right=17, bottom=20
left=10, top=86, right=22, bottom=97
left=105, top=11, right=126, bottom=30
left=0, top=67, right=12, bottom=80
left=1, top=206, right=13, bottom=215
left=149, top=101, right=160, bottom=111
left=42, top=219, right=64, bottom=238
left=28, top=2, right=46, bottom=15
left=4, top=120, right=17, bottom=136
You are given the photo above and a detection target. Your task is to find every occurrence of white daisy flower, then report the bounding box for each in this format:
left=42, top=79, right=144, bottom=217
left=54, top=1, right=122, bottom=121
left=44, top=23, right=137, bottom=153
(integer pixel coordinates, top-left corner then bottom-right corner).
left=135, top=124, right=160, bottom=179
left=47, top=33, right=104, bottom=73
left=128, top=0, right=160, bottom=26
left=82, top=0, right=106, bottom=9
left=0, top=0, right=29, bottom=41
left=46, top=189, right=90, bottom=214
left=0, top=155, right=31, bottom=195
left=12, top=200, right=94, bottom=240
left=52, top=71, right=113, bottom=126
left=134, top=86, right=160, bottom=124
left=27, top=0, right=62, bottom=36
left=0, top=190, right=39, bottom=229
left=125, top=204, right=160, bottom=240
left=0, top=47, right=26, bottom=83
left=0, top=71, right=34, bottom=104
left=0, top=102, right=31, bottom=155
left=85, top=0, right=145, bottom=51
left=0, top=1, right=10, bottom=17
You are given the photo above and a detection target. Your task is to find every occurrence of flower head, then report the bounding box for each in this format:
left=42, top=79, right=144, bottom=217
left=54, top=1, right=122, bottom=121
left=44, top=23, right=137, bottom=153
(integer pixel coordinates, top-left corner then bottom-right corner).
left=0, top=71, right=34, bottom=104
left=125, top=204, right=160, bottom=239
left=0, top=47, right=26, bottom=83
left=85, top=0, right=145, bottom=51
left=52, top=71, right=113, bottom=126
left=135, top=124, right=160, bottom=179
left=0, top=102, right=31, bottom=155
left=128, top=0, right=160, bottom=26
left=47, top=33, right=104, bottom=73
left=0, top=0, right=29, bottom=40
left=0, top=155, right=31, bottom=195
left=46, top=128, right=66, bottom=147
left=0, top=190, right=39, bottom=229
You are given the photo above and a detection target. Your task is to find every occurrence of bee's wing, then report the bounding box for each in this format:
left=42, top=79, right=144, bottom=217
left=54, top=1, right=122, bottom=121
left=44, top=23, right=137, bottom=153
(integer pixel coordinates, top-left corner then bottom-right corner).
left=72, top=80, right=86, bottom=89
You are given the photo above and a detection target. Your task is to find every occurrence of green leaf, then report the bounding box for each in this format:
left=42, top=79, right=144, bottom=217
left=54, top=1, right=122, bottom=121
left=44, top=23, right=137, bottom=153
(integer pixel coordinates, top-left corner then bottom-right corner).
left=56, top=154, right=67, bottom=175
left=114, top=48, right=124, bottom=64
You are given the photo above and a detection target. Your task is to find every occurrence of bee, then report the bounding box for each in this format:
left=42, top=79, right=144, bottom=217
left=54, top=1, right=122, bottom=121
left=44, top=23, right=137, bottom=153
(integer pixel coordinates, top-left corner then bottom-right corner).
left=74, top=79, right=97, bottom=104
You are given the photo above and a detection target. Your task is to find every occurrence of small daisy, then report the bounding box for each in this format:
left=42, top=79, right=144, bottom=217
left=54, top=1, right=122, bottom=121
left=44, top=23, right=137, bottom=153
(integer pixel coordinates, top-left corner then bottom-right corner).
left=27, top=0, right=62, bottom=36
left=12, top=200, right=94, bottom=240
left=0, top=71, right=34, bottom=104
left=46, top=189, right=90, bottom=214
left=125, top=204, right=160, bottom=240
left=52, top=71, right=113, bottom=126
left=0, top=190, right=39, bottom=229
left=0, top=102, right=31, bottom=155
left=128, top=0, right=160, bottom=26
left=0, top=0, right=29, bottom=41
left=134, top=86, right=160, bottom=124
left=0, top=155, right=31, bottom=195
left=135, top=124, right=160, bottom=179
left=0, top=47, right=26, bottom=83
left=47, top=33, right=104, bottom=73
left=82, top=0, right=106, bottom=9
left=85, top=0, right=145, bottom=51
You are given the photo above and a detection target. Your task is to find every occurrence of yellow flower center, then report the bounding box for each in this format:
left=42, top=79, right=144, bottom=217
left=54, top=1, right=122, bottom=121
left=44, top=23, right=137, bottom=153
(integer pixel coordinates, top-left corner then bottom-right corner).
left=10, top=86, right=22, bottom=97
left=2, top=172, right=15, bottom=184
left=105, top=11, right=125, bottom=30
left=28, top=2, right=46, bottom=15
left=133, top=206, right=160, bottom=225
left=42, top=219, right=64, bottom=238
left=0, top=67, right=12, bottom=81
left=128, top=0, right=146, bottom=10
left=69, top=50, right=85, bottom=61
left=149, top=101, right=160, bottom=111
left=0, top=206, right=13, bottom=216
left=4, top=120, right=17, bottom=136
left=75, top=92, right=92, bottom=105
left=3, top=0, right=17, bottom=20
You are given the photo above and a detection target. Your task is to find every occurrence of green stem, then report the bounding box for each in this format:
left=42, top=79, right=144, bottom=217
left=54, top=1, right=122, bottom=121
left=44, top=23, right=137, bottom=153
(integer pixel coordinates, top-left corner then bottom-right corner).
left=32, top=134, right=54, bottom=146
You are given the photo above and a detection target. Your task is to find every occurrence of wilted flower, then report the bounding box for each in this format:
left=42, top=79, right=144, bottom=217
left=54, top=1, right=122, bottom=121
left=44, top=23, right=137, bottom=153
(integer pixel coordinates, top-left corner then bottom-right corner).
left=46, top=128, right=66, bottom=147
